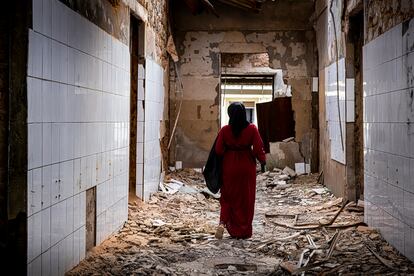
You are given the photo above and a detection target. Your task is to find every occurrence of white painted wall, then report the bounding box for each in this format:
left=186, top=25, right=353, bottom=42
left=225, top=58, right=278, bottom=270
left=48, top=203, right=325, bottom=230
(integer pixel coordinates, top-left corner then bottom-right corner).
left=325, top=58, right=346, bottom=164
left=143, top=59, right=164, bottom=200
left=363, top=19, right=414, bottom=262
left=27, top=0, right=130, bottom=274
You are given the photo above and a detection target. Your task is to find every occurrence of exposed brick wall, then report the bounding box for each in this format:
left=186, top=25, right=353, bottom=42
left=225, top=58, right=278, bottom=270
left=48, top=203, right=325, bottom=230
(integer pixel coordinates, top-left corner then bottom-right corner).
left=136, top=0, right=169, bottom=66
left=365, top=0, right=414, bottom=42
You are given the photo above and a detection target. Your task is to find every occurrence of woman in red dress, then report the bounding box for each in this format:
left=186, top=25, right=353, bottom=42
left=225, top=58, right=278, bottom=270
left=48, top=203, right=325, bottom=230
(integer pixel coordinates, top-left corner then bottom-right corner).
left=215, top=102, right=266, bottom=239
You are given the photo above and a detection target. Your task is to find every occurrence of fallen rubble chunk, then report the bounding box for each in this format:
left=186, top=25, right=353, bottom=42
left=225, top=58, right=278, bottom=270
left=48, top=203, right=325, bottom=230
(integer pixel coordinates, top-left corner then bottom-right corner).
left=275, top=183, right=292, bottom=190
left=280, top=261, right=297, bottom=274
left=311, top=188, right=327, bottom=195
left=267, top=141, right=304, bottom=170
left=356, top=225, right=374, bottom=233
left=283, top=166, right=297, bottom=178
left=278, top=174, right=290, bottom=181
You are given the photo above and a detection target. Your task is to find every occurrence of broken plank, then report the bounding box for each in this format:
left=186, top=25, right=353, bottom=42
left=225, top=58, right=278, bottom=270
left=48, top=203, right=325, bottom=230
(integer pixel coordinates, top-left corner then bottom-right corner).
left=273, top=220, right=364, bottom=230
left=264, top=213, right=297, bottom=219
left=364, top=241, right=397, bottom=271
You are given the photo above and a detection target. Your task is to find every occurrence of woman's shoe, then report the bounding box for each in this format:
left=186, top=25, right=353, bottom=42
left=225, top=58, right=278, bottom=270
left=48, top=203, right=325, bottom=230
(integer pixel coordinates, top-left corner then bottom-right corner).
left=215, top=225, right=225, bottom=239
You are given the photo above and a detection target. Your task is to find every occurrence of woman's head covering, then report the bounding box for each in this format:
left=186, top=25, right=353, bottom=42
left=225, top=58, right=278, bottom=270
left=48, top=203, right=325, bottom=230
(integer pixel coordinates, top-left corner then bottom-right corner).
left=227, top=102, right=249, bottom=137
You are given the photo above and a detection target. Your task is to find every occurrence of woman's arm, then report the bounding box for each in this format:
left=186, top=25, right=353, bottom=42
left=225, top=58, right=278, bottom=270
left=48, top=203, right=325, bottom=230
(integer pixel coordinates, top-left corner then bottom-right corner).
left=251, top=125, right=266, bottom=164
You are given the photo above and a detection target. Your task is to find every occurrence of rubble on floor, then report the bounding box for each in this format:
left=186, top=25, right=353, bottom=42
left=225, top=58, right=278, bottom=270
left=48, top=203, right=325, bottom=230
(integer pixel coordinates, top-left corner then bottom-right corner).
left=266, top=140, right=304, bottom=171
left=68, top=169, right=414, bottom=275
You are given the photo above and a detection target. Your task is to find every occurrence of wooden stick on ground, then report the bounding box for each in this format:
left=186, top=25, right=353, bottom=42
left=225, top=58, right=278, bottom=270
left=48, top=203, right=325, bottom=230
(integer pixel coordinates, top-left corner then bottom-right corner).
left=251, top=231, right=305, bottom=251
left=364, top=241, right=396, bottom=271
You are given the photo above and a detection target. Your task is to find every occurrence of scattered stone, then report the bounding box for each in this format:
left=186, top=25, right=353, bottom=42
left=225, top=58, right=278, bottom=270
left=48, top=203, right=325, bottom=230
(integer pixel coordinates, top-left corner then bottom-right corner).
left=283, top=166, right=297, bottom=178
left=357, top=225, right=374, bottom=233
left=67, top=169, right=414, bottom=276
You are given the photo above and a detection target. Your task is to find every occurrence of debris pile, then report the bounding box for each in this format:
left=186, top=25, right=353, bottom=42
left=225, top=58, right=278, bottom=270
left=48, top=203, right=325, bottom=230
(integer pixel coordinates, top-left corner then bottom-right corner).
left=68, top=169, right=414, bottom=275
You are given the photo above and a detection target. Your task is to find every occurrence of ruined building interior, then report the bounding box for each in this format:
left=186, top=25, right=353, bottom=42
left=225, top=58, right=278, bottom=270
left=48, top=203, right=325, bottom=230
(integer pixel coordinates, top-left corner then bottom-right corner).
left=0, top=0, right=414, bottom=275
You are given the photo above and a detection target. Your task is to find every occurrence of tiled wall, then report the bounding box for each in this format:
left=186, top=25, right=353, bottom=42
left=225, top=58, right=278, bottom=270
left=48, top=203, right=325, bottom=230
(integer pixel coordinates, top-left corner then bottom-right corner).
left=142, top=59, right=164, bottom=201
left=27, top=0, right=130, bottom=274
left=136, top=64, right=145, bottom=198
left=363, top=19, right=414, bottom=262
left=324, top=58, right=346, bottom=164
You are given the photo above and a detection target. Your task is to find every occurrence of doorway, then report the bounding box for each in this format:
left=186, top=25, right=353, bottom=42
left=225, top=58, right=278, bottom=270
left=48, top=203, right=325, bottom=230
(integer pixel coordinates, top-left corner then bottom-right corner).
left=220, top=75, right=274, bottom=128
left=347, top=10, right=364, bottom=200
left=129, top=15, right=145, bottom=200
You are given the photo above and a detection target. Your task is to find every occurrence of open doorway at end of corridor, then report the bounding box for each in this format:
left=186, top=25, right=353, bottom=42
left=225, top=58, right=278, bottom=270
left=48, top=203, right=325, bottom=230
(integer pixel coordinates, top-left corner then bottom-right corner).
left=219, top=75, right=275, bottom=128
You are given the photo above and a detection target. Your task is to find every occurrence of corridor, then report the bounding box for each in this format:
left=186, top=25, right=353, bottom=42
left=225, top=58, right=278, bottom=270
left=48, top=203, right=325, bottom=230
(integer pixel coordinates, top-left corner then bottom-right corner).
left=1, top=0, right=414, bottom=275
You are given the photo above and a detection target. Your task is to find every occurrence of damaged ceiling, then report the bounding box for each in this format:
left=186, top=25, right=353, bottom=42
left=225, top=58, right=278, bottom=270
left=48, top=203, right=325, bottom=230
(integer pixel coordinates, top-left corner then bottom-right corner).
left=183, top=0, right=266, bottom=14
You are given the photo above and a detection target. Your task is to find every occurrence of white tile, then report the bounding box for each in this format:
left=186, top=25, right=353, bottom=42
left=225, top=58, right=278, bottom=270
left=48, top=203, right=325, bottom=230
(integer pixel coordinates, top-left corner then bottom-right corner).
left=28, top=77, right=42, bottom=123
left=80, top=157, right=90, bottom=191
left=136, top=163, right=143, bottom=186
left=28, top=255, right=42, bottom=276
left=51, top=124, right=59, bottom=164
left=42, top=36, right=52, bottom=80
left=89, top=155, right=98, bottom=187
left=42, top=123, right=52, bottom=166
left=405, top=224, right=414, bottom=262
left=404, top=191, right=414, bottom=228
left=59, top=123, right=74, bottom=161
left=65, top=234, right=74, bottom=271
left=408, top=158, right=414, bottom=194
left=41, top=0, right=52, bottom=37
left=79, top=226, right=86, bottom=261
left=58, top=239, right=66, bottom=275
left=28, top=123, right=42, bottom=170
left=80, top=191, right=86, bottom=227
left=33, top=0, right=43, bottom=32
left=73, top=228, right=80, bottom=267
left=388, top=184, right=404, bottom=221
left=28, top=30, right=43, bottom=78
left=50, top=163, right=60, bottom=205
left=96, top=183, right=103, bottom=215
left=73, top=123, right=81, bottom=159
left=59, top=160, right=74, bottom=201
left=28, top=170, right=33, bottom=217
left=31, top=168, right=42, bottom=215
left=65, top=196, right=74, bottom=237
left=50, top=243, right=59, bottom=276
left=73, top=158, right=81, bottom=193
left=41, top=249, right=51, bottom=276
left=73, top=193, right=80, bottom=230
left=41, top=81, right=54, bottom=123
left=51, top=0, right=66, bottom=43
left=67, top=48, right=76, bottom=87
left=41, top=165, right=51, bottom=209
left=51, top=40, right=60, bottom=82
left=28, top=212, right=42, bottom=263
left=50, top=199, right=65, bottom=246
left=40, top=207, right=51, bottom=256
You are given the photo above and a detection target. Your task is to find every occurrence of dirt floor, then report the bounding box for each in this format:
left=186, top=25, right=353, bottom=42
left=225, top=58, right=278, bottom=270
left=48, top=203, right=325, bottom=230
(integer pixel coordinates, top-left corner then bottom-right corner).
left=68, top=169, right=414, bottom=275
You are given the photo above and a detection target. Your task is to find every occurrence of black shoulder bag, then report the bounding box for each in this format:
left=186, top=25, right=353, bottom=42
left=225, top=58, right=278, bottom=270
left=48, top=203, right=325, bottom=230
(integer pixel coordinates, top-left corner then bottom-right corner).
left=202, top=137, right=223, bottom=194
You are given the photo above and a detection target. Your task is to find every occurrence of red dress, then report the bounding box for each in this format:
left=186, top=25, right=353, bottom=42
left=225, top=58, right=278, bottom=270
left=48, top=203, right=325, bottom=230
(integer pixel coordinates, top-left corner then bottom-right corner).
left=215, top=124, right=266, bottom=238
